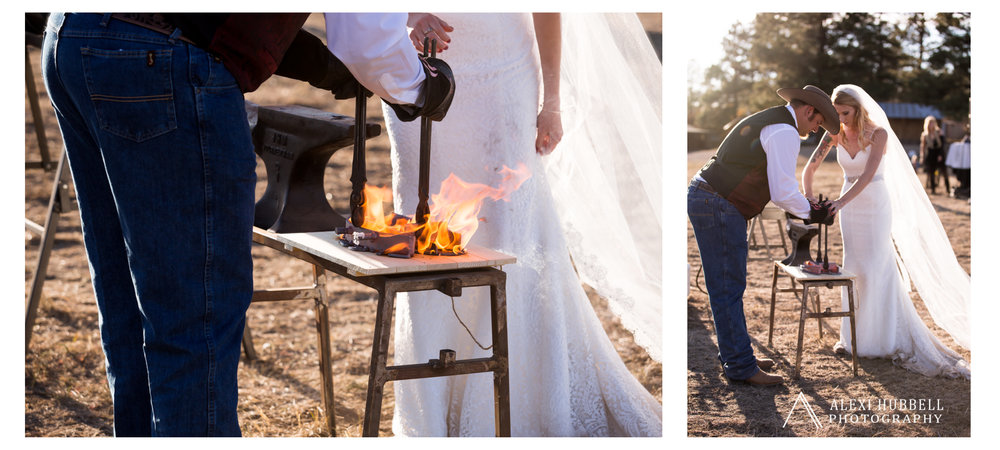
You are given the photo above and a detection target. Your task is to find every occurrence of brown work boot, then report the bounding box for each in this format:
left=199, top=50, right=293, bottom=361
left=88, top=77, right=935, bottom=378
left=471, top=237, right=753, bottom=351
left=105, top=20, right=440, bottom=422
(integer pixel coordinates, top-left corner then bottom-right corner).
left=757, top=358, right=776, bottom=371
left=743, top=370, right=784, bottom=386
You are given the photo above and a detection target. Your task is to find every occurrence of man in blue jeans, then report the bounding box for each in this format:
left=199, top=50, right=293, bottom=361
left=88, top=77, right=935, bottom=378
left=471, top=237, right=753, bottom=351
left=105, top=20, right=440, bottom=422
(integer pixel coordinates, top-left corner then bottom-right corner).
left=42, top=13, right=453, bottom=436
left=688, top=86, right=838, bottom=386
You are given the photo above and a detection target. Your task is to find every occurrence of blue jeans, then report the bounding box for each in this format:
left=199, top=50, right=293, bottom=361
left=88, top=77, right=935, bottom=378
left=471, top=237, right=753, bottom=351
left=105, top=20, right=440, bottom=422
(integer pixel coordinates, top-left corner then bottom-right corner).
left=42, top=13, right=256, bottom=436
left=687, top=183, right=759, bottom=380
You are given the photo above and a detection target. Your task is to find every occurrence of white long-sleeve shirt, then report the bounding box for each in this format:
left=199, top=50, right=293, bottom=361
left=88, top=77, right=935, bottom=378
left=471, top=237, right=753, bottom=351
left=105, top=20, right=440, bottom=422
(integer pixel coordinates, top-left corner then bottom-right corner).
left=760, top=105, right=810, bottom=219
left=324, top=13, right=425, bottom=105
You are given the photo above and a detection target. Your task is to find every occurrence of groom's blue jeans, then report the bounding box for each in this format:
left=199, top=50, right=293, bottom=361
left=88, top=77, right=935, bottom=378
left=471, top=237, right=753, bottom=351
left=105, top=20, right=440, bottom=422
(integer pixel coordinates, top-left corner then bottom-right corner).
left=42, top=13, right=255, bottom=436
left=687, top=182, right=759, bottom=380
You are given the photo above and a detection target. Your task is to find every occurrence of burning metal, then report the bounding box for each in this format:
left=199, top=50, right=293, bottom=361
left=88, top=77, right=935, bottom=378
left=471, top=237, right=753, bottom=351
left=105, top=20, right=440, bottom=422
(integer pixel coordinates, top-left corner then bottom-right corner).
left=338, top=163, right=531, bottom=258
left=336, top=221, right=416, bottom=258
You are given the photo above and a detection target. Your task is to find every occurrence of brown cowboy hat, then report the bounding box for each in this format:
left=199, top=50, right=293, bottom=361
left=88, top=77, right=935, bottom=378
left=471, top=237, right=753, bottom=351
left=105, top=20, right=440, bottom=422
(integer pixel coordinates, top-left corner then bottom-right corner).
left=776, top=85, right=840, bottom=135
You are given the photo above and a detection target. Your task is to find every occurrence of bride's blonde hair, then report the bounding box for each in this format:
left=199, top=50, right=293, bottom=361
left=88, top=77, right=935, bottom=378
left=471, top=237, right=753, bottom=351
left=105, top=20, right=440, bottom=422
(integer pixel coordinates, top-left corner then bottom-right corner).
left=833, top=90, right=874, bottom=149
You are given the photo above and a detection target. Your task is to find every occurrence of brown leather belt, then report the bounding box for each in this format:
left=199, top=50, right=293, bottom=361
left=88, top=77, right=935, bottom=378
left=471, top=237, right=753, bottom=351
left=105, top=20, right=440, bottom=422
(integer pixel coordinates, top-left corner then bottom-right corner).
left=110, top=13, right=197, bottom=45
left=691, top=179, right=717, bottom=195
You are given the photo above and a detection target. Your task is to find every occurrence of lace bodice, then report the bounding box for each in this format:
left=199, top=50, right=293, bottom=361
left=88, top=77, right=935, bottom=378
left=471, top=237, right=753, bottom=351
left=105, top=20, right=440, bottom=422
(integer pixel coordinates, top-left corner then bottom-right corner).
left=431, top=13, right=537, bottom=77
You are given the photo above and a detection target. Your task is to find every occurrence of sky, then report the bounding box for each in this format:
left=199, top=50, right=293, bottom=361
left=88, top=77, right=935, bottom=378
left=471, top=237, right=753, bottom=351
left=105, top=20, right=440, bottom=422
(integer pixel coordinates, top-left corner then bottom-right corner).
left=685, top=13, right=757, bottom=83
left=684, top=12, right=950, bottom=90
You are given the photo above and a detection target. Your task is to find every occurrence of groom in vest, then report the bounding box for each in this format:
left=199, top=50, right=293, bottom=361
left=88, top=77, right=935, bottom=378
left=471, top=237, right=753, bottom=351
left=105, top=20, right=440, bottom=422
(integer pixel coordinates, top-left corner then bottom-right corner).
left=688, top=85, right=839, bottom=386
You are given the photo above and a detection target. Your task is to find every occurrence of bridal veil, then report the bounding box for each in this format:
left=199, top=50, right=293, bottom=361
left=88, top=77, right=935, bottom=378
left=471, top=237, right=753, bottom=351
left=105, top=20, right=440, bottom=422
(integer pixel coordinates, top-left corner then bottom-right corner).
left=545, top=14, right=663, bottom=362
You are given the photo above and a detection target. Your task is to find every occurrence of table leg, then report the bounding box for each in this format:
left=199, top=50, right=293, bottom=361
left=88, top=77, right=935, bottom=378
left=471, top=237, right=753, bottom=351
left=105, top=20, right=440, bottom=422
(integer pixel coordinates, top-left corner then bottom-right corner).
left=847, top=283, right=859, bottom=377
left=363, top=281, right=396, bottom=437
left=794, top=284, right=810, bottom=379
left=489, top=272, right=511, bottom=437
left=312, top=266, right=337, bottom=435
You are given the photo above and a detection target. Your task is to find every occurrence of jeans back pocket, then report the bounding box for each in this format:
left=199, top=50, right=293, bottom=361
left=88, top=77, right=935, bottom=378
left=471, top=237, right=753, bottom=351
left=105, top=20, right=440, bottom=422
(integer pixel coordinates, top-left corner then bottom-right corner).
left=81, top=46, right=177, bottom=142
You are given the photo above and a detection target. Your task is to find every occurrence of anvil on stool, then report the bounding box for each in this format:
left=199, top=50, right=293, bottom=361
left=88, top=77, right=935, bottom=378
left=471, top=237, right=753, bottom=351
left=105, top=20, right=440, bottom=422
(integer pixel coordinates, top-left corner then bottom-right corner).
left=781, top=219, right=819, bottom=266
left=251, top=105, right=381, bottom=233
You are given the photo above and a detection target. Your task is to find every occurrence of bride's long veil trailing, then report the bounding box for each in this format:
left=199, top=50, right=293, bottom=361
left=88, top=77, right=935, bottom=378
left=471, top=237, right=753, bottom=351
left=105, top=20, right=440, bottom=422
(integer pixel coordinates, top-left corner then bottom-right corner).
left=544, top=14, right=662, bottom=362
left=835, top=84, right=971, bottom=350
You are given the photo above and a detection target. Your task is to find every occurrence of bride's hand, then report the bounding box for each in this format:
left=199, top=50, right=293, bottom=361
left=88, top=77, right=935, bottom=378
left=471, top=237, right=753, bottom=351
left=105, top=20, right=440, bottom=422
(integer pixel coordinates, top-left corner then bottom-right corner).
left=829, top=199, right=844, bottom=215
left=536, top=109, right=563, bottom=155
left=408, top=14, right=453, bottom=52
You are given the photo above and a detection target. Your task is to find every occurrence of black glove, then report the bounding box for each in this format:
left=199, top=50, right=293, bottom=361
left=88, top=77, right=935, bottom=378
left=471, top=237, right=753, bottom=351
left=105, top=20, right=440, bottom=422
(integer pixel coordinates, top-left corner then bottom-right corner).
left=806, top=200, right=836, bottom=225
left=311, top=56, right=371, bottom=100
left=385, top=55, right=455, bottom=122
left=274, top=29, right=370, bottom=100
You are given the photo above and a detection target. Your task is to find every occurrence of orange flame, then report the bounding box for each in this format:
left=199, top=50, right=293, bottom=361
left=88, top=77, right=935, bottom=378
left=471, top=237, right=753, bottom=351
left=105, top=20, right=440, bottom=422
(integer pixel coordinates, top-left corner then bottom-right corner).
left=358, top=163, right=531, bottom=255
left=382, top=242, right=411, bottom=256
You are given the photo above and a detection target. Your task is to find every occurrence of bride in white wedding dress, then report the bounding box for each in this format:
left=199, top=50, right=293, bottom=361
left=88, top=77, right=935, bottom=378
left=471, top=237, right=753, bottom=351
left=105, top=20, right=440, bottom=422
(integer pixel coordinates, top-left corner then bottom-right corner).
left=802, top=84, right=970, bottom=379
left=380, top=13, right=662, bottom=436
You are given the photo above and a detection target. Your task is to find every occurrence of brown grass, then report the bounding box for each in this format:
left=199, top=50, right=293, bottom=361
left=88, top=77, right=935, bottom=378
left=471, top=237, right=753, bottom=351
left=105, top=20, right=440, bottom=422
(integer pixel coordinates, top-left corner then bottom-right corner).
left=686, top=148, right=971, bottom=437
left=24, top=15, right=661, bottom=437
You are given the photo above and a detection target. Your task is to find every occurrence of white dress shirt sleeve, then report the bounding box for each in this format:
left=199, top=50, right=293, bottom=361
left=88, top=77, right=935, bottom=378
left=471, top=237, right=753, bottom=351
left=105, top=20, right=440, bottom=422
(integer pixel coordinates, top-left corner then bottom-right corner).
left=761, top=121, right=811, bottom=219
left=324, top=13, right=425, bottom=105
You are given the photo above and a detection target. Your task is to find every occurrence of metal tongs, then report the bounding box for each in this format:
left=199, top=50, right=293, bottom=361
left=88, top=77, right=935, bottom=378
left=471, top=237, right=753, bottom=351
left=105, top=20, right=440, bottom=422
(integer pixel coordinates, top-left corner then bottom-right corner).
left=802, top=194, right=839, bottom=274
left=349, top=38, right=438, bottom=228
left=349, top=84, right=369, bottom=228
left=414, top=37, right=438, bottom=224
left=817, top=194, right=829, bottom=271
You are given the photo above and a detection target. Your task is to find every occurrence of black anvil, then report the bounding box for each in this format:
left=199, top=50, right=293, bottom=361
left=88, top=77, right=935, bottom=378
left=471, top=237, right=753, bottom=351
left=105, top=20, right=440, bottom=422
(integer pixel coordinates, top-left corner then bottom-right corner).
left=781, top=195, right=837, bottom=270
left=781, top=219, right=819, bottom=266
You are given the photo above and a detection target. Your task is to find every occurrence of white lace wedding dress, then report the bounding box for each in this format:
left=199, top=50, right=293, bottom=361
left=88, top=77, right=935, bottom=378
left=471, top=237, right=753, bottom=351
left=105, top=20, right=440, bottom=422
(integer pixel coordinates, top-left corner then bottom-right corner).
left=835, top=142, right=970, bottom=379
left=381, top=13, right=662, bottom=436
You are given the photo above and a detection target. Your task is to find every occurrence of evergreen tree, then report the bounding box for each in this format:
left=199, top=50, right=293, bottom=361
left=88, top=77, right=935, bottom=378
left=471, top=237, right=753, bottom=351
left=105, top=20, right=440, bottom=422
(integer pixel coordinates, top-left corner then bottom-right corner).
left=825, top=13, right=904, bottom=101
left=928, top=13, right=971, bottom=119
left=690, top=21, right=755, bottom=136
left=688, top=12, right=970, bottom=132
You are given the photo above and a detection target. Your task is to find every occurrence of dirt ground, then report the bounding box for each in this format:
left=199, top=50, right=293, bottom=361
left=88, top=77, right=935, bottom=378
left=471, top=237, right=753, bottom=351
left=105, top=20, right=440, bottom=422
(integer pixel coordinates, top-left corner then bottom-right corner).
left=23, top=15, right=662, bottom=437
left=686, top=148, right=972, bottom=437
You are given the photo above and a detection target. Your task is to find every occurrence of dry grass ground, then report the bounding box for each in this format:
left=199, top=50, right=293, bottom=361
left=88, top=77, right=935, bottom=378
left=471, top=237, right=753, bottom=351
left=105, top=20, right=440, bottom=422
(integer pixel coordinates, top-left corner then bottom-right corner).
left=24, top=14, right=661, bottom=437
left=686, top=147, right=971, bottom=437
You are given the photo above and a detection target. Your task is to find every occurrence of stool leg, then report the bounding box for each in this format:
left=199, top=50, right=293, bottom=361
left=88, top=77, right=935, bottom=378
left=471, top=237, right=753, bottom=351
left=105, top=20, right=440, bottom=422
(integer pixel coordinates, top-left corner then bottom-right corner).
left=794, top=285, right=809, bottom=379
left=25, top=151, right=70, bottom=351
left=363, top=281, right=395, bottom=437
left=776, top=220, right=788, bottom=253
left=814, top=291, right=823, bottom=339
left=759, top=217, right=774, bottom=261
left=26, top=47, right=52, bottom=167
left=768, top=263, right=779, bottom=346
left=241, top=321, right=259, bottom=360
left=847, top=283, right=859, bottom=377
left=489, top=272, right=511, bottom=437
left=312, top=266, right=337, bottom=435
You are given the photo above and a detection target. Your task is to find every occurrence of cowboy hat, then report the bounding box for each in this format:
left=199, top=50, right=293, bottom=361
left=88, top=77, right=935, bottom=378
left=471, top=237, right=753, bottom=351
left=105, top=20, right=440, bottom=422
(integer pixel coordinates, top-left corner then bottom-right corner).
left=776, top=85, right=840, bottom=135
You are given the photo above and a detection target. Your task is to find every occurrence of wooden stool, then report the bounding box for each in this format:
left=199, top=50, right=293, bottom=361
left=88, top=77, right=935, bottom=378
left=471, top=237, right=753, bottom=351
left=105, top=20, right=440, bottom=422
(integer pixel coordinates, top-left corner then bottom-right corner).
left=748, top=204, right=788, bottom=261
left=767, top=261, right=859, bottom=379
